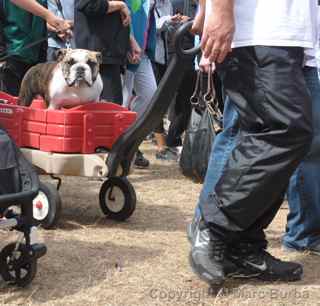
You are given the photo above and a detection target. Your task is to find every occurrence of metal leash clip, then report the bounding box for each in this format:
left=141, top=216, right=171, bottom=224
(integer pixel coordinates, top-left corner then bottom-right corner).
left=65, top=38, right=71, bottom=50
left=203, top=64, right=223, bottom=133
left=190, top=70, right=202, bottom=107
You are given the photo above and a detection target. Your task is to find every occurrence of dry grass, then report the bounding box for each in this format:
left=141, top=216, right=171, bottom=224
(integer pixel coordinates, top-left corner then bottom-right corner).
left=1, top=141, right=320, bottom=306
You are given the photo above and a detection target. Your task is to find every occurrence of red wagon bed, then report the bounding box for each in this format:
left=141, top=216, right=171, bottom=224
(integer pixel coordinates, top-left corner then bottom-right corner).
left=0, top=91, right=136, bottom=154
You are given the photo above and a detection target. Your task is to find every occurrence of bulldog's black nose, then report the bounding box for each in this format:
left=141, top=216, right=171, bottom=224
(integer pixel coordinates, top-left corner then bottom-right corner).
left=77, top=66, right=85, bottom=75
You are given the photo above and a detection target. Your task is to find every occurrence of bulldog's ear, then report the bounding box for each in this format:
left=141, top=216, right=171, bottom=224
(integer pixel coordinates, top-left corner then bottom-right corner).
left=55, top=48, right=68, bottom=62
left=95, top=52, right=102, bottom=65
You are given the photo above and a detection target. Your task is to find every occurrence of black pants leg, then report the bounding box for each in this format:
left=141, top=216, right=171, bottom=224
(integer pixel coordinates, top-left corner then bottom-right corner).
left=166, top=69, right=196, bottom=147
left=151, top=62, right=166, bottom=134
left=200, top=46, right=313, bottom=241
left=100, top=64, right=123, bottom=105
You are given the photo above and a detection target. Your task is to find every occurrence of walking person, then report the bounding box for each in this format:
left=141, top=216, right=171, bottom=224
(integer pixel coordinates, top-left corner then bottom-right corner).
left=188, top=0, right=318, bottom=286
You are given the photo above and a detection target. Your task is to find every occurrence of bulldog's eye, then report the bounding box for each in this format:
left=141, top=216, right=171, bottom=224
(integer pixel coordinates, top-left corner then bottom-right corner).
left=87, top=59, right=96, bottom=68
left=68, top=59, right=75, bottom=66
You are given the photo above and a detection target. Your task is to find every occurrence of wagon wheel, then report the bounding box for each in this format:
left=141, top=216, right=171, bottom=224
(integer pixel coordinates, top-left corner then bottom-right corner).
left=33, top=182, right=62, bottom=229
left=99, top=177, right=136, bottom=221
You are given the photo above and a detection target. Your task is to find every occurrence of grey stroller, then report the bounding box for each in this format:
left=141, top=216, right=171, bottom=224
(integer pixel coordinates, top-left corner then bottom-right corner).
left=0, top=127, right=46, bottom=287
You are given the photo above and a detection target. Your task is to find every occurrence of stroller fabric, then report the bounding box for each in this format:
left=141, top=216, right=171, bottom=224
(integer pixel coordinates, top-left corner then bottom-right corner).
left=0, top=127, right=21, bottom=195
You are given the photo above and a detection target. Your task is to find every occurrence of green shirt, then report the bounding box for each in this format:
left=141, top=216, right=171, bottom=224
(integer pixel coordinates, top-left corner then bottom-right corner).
left=2, top=0, right=47, bottom=64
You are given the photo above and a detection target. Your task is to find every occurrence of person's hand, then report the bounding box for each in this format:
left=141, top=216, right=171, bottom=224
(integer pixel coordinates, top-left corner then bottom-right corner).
left=199, top=55, right=216, bottom=73
left=201, top=1, right=235, bottom=63
left=178, top=15, right=190, bottom=23
left=127, top=36, right=142, bottom=64
left=170, top=14, right=181, bottom=23
left=120, top=3, right=131, bottom=26
left=57, top=29, right=73, bottom=42
left=45, top=11, right=71, bottom=33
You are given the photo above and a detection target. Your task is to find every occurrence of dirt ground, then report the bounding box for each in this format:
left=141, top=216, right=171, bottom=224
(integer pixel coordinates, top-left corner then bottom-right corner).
left=1, top=141, right=320, bottom=306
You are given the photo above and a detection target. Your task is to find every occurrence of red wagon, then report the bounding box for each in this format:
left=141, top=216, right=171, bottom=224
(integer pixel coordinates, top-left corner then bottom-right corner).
left=0, top=21, right=199, bottom=229
left=0, top=91, right=137, bottom=228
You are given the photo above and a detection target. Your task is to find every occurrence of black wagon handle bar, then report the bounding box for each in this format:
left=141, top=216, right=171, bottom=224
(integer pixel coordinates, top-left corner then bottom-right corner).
left=174, top=20, right=201, bottom=59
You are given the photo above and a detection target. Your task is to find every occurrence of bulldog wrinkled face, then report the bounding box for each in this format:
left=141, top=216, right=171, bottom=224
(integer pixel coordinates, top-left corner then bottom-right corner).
left=56, top=49, right=102, bottom=87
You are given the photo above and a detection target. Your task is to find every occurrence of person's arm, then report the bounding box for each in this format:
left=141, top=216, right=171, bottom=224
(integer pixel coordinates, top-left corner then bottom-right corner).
left=108, top=1, right=130, bottom=26
left=10, top=0, right=70, bottom=32
left=201, top=0, right=235, bottom=63
left=77, top=0, right=130, bottom=26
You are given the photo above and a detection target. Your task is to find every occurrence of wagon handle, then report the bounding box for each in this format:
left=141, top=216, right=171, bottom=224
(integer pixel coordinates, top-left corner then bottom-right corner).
left=107, top=21, right=200, bottom=177
left=173, top=20, right=201, bottom=60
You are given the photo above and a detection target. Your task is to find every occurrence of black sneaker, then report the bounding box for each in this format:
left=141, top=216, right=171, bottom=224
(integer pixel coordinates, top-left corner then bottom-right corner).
left=227, top=244, right=303, bottom=282
left=134, top=151, right=150, bottom=168
left=187, top=215, right=247, bottom=280
left=189, top=219, right=226, bottom=285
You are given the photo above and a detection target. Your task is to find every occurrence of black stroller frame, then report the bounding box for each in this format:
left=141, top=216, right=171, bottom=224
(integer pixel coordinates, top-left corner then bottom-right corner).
left=0, top=128, right=46, bottom=287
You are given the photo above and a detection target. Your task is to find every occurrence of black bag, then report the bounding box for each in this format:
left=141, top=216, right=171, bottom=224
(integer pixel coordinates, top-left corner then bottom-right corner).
left=179, top=68, right=222, bottom=183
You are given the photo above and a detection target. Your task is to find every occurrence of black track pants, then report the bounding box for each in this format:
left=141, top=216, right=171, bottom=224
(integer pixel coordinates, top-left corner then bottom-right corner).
left=200, top=46, right=313, bottom=241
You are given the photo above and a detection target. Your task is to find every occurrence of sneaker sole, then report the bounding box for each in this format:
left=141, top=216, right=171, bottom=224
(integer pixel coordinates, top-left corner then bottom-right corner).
left=227, top=269, right=302, bottom=282
left=188, top=252, right=225, bottom=286
left=257, top=266, right=303, bottom=282
left=227, top=266, right=302, bottom=282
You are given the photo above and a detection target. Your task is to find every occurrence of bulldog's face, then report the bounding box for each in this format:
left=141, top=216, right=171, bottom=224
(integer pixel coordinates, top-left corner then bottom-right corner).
left=56, top=49, right=102, bottom=87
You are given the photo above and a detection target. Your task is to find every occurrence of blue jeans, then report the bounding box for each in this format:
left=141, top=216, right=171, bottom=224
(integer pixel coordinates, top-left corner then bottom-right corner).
left=283, top=67, right=320, bottom=250
left=196, top=66, right=320, bottom=249
left=196, top=96, right=239, bottom=217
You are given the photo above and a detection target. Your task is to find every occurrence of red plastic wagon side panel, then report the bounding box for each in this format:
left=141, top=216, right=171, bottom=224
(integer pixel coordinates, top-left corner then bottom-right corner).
left=0, top=92, right=136, bottom=154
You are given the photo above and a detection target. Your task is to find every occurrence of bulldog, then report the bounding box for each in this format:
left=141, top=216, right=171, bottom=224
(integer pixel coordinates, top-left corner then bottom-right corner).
left=18, top=49, right=103, bottom=109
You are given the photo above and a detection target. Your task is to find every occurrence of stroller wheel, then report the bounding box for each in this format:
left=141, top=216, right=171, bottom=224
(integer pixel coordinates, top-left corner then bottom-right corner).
left=0, top=243, right=37, bottom=287
left=99, top=177, right=136, bottom=221
left=33, top=182, right=62, bottom=229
